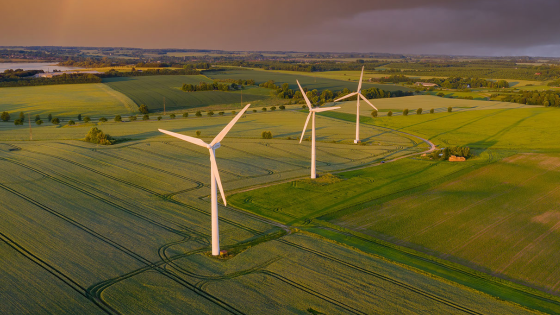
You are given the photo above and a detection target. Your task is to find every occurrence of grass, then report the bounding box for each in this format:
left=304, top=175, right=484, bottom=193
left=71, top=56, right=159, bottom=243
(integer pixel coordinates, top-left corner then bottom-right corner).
left=331, top=95, right=539, bottom=117
left=329, top=153, right=560, bottom=295
left=0, top=107, right=537, bottom=314
left=0, top=83, right=137, bottom=117
left=204, top=68, right=414, bottom=92
left=103, top=75, right=269, bottom=112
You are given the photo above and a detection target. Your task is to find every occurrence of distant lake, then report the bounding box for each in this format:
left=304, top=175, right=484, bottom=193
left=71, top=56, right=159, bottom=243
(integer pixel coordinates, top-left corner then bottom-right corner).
left=0, top=62, right=80, bottom=72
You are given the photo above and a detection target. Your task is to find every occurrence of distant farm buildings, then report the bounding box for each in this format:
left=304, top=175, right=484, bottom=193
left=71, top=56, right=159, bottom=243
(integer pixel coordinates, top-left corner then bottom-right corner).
left=415, top=82, right=439, bottom=87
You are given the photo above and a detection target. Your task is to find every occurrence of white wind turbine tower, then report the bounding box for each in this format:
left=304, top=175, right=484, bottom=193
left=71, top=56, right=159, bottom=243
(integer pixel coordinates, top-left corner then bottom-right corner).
left=159, top=104, right=251, bottom=256
left=297, top=80, right=340, bottom=179
left=333, top=66, right=378, bottom=143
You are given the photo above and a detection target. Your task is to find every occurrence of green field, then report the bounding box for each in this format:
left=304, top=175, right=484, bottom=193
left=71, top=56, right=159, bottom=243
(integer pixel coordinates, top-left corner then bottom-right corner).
left=204, top=68, right=413, bottom=92
left=0, top=108, right=537, bottom=314
left=227, top=107, right=560, bottom=313
left=0, top=83, right=137, bottom=117
left=102, top=76, right=270, bottom=113
left=333, top=95, right=538, bottom=117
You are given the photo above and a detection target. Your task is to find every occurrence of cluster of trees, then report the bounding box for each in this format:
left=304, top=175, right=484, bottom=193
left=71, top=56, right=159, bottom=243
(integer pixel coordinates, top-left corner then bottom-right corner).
left=499, top=90, right=560, bottom=106
left=372, top=74, right=509, bottom=89
left=223, top=60, right=385, bottom=72
left=429, top=146, right=471, bottom=160
left=59, top=57, right=127, bottom=68
left=0, top=72, right=101, bottom=87
left=215, top=78, right=255, bottom=86
left=99, top=68, right=200, bottom=78
left=261, top=131, right=273, bottom=139
left=84, top=127, right=115, bottom=145
left=384, top=62, right=560, bottom=81
left=181, top=81, right=242, bottom=92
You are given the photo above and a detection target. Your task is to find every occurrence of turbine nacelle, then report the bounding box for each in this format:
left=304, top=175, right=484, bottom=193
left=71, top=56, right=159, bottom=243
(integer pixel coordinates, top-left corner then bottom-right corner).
left=209, top=142, right=221, bottom=150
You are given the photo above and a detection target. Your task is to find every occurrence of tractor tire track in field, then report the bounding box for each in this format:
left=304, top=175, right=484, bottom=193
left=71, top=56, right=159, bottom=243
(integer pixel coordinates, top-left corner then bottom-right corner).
left=20, top=149, right=263, bottom=237
left=276, top=239, right=483, bottom=315
left=311, top=226, right=560, bottom=312
left=162, top=142, right=275, bottom=178
left=0, top=157, right=203, bottom=239
left=0, top=182, right=245, bottom=315
left=257, top=270, right=367, bottom=315
left=0, top=231, right=118, bottom=315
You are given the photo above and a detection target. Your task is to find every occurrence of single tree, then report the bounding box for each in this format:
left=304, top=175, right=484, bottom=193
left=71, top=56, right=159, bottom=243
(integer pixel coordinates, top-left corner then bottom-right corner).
left=371, top=110, right=378, bottom=118
left=448, top=106, right=452, bottom=113
left=270, top=106, right=276, bottom=111
left=157, top=116, right=162, bottom=121
left=430, top=108, right=434, bottom=114
left=416, top=108, right=422, bottom=115
left=35, top=114, right=41, bottom=122
left=47, top=113, right=52, bottom=122
left=142, top=114, right=149, bottom=121
left=99, top=117, right=107, bottom=122
left=196, top=130, right=201, bottom=137
left=14, top=119, right=23, bottom=125
left=437, top=92, right=445, bottom=97
left=403, top=109, right=409, bottom=116
left=387, top=111, right=393, bottom=117
left=262, top=107, right=267, bottom=112
left=279, top=105, right=285, bottom=110
left=207, top=110, right=214, bottom=117
left=114, top=115, right=122, bottom=122
left=218, top=111, right=224, bottom=116
left=77, top=114, right=82, bottom=121
left=231, top=110, right=236, bottom=115
left=195, top=110, right=202, bottom=117
left=51, top=117, right=60, bottom=124
left=1, top=111, right=10, bottom=122
left=252, top=109, right=257, bottom=113
left=261, top=131, right=273, bottom=139
left=68, top=120, right=76, bottom=126
left=85, top=127, right=114, bottom=145
left=36, top=119, right=43, bottom=125
left=170, top=113, right=176, bottom=119
left=19, top=112, right=25, bottom=122
left=84, top=116, right=91, bottom=123
left=182, top=112, right=189, bottom=118
left=129, top=115, right=137, bottom=121
left=139, top=104, right=149, bottom=114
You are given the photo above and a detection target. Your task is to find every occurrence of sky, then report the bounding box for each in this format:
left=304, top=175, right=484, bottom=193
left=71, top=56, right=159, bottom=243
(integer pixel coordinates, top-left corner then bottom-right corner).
left=1, top=0, right=560, bottom=57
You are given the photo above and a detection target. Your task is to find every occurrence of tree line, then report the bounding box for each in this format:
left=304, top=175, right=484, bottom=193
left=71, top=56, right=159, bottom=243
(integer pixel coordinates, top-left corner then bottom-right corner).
left=498, top=90, right=560, bottom=106
left=0, top=72, right=101, bottom=87
left=181, top=80, right=250, bottom=92
left=221, top=60, right=386, bottom=72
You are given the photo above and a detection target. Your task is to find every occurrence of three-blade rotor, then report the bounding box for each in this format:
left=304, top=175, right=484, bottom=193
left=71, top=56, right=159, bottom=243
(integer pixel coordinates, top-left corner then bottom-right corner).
left=296, top=80, right=340, bottom=143
left=158, top=103, right=251, bottom=205
left=333, top=66, right=378, bottom=111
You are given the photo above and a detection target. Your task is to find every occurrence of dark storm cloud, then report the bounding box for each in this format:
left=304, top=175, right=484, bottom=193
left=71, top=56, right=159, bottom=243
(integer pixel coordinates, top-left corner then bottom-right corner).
left=1, top=0, right=559, bottom=56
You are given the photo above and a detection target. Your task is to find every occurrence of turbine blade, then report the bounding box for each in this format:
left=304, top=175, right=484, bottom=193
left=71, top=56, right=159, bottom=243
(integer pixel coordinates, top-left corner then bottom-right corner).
left=311, top=106, right=340, bottom=113
left=333, top=92, right=358, bottom=102
left=359, top=94, right=378, bottom=110
left=159, top=129, right=208, bottom=147
left=297, top=80, right=313, bottom=110
left=299, top=112, right=312, bottom=143
left=209, top=149, right=227, bottom=206
left=210, top=103, right=251, bottom=146
left=357, top=65, right=364, bottom=92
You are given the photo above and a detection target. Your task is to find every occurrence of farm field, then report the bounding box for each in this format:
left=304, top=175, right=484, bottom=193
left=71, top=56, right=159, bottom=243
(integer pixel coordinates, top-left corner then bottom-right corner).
left=0, top=83, right=137, bottom=117
left=332, top=95, right=538, bottom=117
left=0, top=108, right=535, bottom=314
left=203, top=68, right=413, bottom=92
left=102, top=76, right=270, bottom=113
left=323, top=105, right=554, bottom=150
left=329, top=153, right=560, bottom=294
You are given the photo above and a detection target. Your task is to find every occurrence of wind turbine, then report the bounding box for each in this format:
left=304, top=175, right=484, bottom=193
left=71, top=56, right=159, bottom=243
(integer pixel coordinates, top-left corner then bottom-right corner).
left=297, top=80, right=340, bottom=179
left=159, top=103, right=251, bottom=256
left=333, top=66, right=378, bottom=143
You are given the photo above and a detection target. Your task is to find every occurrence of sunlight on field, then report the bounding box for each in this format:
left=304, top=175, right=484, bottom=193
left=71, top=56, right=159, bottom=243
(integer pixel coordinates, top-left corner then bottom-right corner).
left=0, top=83, right=137, bottom=116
